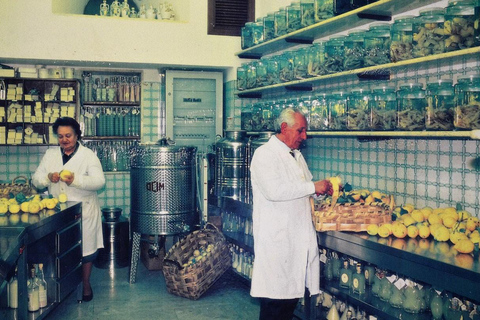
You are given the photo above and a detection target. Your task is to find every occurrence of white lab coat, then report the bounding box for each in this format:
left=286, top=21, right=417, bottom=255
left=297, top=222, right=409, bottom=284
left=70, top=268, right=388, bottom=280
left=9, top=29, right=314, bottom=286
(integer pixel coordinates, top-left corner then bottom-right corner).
left=250, top=135, right=320, bottom=299
left=32, top=143, right=105, bottom=257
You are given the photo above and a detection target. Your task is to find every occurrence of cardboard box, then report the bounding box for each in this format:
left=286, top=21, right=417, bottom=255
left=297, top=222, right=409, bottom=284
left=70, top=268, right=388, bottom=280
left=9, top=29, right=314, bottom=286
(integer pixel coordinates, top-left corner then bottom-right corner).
left=140, top=238, right=165, bottom=271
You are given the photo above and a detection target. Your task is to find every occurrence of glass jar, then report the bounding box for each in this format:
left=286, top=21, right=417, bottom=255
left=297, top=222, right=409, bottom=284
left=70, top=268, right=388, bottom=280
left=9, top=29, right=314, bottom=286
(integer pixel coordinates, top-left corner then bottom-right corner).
left=263, top=13, right=275, bottom=42
left=301, top=0, right=315, bottom=28
left=310, top=93, right=328, bottom=130
left=397, top=83, right=427, bottom=131
left=278, top=51, right=294, bottom=82
left=262, top=101, right=275, bottom=131
left=413, top=8, right=446, bottom=58
left=454, top=74, right=480, bottom=130
left=287, top=2, right=302, bottom=33
left=370, top=86, right=397, bottom=131
left=241, top=103, right=253, bottom=131
left=347, top=88, right=371, bottom=130
left=324, top=35, right=346, bottom=74
left=298, top=96, right=312, bottom=124
left=307, top=41, right=326, bottom=77
left=252, top=19, right=265, bottom=46
left=272, top=99, right=286, bottom=125
left=314, top=0, right=334, bottom=22
left=265, top=56, right=280, bottom=85
left=344, top=29, right=365, bottom=70
left=425, top=79, right=455, bottom=130
left=293, top=47, right=309, bottom=80
left=246, top=62, right=256, bottom=89
left=236, top=64, right=247, bottom=91
left=241, top=24, right=252, bottom=49
left=390, top=15, right=414, bottom=62
left=403, top=281, right=423, bottom=313
left=364, top=23, right=391, bottom=66
left=256, top=58, right=268, bottom=87
left=274, top=8, right=288, bottom=37
left=327, top=91, right=348, bottom=130
left=444, top=0, right=476, bottom=51
left=251, top=102, right=264, bottom=132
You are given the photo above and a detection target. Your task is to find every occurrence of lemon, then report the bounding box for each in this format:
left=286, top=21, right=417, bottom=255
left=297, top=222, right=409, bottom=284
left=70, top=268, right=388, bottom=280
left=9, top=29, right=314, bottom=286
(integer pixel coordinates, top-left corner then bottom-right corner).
left=58, top=193, right=68, bottom=203
left=418, top=225, right=431, bottom=239
left=9, top=204, right=20, bottom=214
left=433, top=225, right=450, bottom=242
left=371, top=190, right=382, bottom=200
left=453, top=238, right=475, bottom=254
left=428, top=213, right=442, bottom=225
left=59, top=170, right=73, bottom=181
left=407, top=225, right=419, bottom=238
left=457, top=210, right=471, bottom=221
left=402, top=214, right=416, bottom=227
left=193, top=250, right=200, bottom=257
left=378, top=224, right=391, bottom=238
left=28, top=202, right=41, bottom=214
left=0, top=203, right=8, bottom=215
left=366, top=224, right=379, bottom=236
left=8, top=198, right=18, bottom=205
left=20, top=201, right=30, bottom=212
left=420, top=207, right=433, bottom=219
left=403, top=204, right=415, bottom=214
left=442, top=207, right=458, bottom=220
left=392, top=224, right=408, bottom=238
left=411, top=210, right=425, bottom=223
left=466, top=218, right=478, bottom=232
left=442, top=216, right=457, bottom=229
left=45, top=199, right=56, bottom=210
left=449, top=231, right=468, bottom=244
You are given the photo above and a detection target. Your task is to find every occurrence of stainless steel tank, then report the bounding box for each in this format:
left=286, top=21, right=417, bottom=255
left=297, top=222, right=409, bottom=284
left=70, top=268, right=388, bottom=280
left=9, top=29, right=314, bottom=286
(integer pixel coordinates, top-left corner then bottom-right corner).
left=130, top=142, right=197, bottom=235
left=214, top=130, right=248, bottom=202
left=247, top=131, right=275, bottom=203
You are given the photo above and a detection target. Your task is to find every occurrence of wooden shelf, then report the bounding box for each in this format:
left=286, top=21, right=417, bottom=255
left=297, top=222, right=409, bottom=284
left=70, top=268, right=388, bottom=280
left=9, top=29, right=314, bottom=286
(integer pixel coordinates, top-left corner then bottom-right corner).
left=236, top=47, right=480, bottom=97
left=235, top=0, right=440, bottom=59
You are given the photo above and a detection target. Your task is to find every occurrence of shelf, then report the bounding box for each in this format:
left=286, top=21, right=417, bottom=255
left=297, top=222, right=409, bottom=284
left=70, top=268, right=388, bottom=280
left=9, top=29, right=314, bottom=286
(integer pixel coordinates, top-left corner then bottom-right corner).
left=235, top=47, right=480, bottom=97
left=235, top=0, right=440, bottom=59
left=82, top=136, right=140, bottom=140
left=223, top=231, right=254, bottom=252
left=83, top=101, right=140, bottom=106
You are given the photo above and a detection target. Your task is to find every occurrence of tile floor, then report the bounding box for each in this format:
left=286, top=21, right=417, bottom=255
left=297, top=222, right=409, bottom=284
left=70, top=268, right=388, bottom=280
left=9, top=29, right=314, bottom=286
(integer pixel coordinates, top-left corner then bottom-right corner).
left=47, top=263, right=260, bottom=320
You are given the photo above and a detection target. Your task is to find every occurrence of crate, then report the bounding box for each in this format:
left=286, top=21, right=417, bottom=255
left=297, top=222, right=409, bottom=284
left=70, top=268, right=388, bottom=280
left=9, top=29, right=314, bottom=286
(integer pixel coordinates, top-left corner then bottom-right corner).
left=162, top=223, right=231, bottom=300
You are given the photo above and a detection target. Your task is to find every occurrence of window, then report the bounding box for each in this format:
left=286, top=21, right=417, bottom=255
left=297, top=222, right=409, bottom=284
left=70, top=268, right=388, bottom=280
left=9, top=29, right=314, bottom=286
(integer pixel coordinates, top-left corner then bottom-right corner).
left=208, top=0, right=255, bottom=36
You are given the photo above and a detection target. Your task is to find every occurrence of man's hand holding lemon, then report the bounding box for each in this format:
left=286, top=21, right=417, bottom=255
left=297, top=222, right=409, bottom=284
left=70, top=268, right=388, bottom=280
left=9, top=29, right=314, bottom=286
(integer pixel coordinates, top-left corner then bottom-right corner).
left=59, top=170, right=74, bottom=185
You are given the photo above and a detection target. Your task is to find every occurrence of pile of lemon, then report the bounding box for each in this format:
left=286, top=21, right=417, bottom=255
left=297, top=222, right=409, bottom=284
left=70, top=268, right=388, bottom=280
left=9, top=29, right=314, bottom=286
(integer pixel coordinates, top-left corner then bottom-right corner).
left=0, top=193, right=68, bottom=215
left=182, top=244, right=216, bottom=268
left=367, top=204, right=479, bottom=254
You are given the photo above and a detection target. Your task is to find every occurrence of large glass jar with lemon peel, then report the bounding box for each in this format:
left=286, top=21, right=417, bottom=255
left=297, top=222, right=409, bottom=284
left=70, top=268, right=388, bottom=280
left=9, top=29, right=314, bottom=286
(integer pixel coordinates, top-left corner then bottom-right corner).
left=454, top=74, right=480, bottom=129
left=397, top=83, right=427, bottom=131
left=413, top=8, right=446, bottom=58
left=444, top=0, right=476, bottom=52
left=390, top=15, right=414, bottom=62
left=425, top=79, right=455, bottom=130
left=370, top=86, right=397, bottom=131
left=347, top=88, right=371, bottom=131
left=327, top=91, right=348, bottom=131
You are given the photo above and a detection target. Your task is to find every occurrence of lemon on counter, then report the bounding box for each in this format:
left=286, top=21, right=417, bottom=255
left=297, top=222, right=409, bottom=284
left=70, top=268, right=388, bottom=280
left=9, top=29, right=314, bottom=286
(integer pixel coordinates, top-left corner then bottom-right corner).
left=28, top=202, right=41, bottom=214
left=58, top=193, right=68, bottom=203
left=20, top=201, right=30, bottom=212
left=0, top=203, right=8, bottom=215
left=366, top=224, right=378, bottom=236
left=418, top=225, right=431, bottom=239
left=453, top=238, right=475, bottom=254
left=407, top=225, right=419, bottom=238
left=9, top=204, right=20, bottom=214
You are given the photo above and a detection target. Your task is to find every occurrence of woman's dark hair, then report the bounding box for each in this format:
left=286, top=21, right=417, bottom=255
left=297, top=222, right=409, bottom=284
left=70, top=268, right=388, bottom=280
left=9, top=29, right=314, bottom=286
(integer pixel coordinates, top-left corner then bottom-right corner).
left=52, top=117, right=82, bottom=139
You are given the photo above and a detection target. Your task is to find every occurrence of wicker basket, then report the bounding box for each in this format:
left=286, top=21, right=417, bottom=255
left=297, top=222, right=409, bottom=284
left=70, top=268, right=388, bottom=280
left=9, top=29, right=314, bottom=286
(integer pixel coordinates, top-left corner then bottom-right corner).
left=163, top=223, right=231, bottom=300
left=0, top=176, right=35, bottom=199
left=311, top=198, right=392, bottom=232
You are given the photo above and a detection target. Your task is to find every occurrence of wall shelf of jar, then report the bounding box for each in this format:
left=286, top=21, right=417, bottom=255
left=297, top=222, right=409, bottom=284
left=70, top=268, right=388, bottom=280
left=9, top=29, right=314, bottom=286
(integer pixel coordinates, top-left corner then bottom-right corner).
left=235, top=0, right=439, bottom=59
left=236, top=47, right=480, bottom=98
left=306, top=130, right=480, bottom=140
left=82, top=136, right=140, bottom=140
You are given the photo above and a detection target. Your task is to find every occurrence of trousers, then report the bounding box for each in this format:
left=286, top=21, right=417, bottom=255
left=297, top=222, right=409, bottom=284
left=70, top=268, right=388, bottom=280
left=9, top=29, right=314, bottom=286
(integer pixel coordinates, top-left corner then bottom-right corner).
left=259, top=297, right=300, bottom=320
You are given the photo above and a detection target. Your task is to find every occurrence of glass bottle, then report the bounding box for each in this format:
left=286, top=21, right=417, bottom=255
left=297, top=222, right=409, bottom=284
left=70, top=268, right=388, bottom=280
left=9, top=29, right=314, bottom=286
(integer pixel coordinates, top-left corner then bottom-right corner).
left=251, top=102, right=264, bottom=132
left=430, top=290, right=444, bottom=320
left=326, top=297, right=340, bottom=320
left=331, top=251, right=341, bottom=279
left=262, top=101, right=275, bottom=131
left=412, top=8, right=446, bottom=58
left=255, top=59, right=268, bottom=87
left=307, top=41, right=326, bottom=77
left=8, top=267, right=18, bottom=309
left=246, top=62, right=257, bottom=89
left=263, top=13, right=275, bottom=42
left=274, top=8, right=288, bottom=38
left=265, top=56, right=280, bottom=85
left=364, top=263, right=375, bottom=286
left=309, top=93, right=328, bottom=130
left=278, top=51, right=294, bottom=83
left=36, top=263, right=47, bottom=308
left=314, top=0, right=334, bottom=22
left=237, top=65, right=247, bottom=91
left=121, top=0, right=130, bottom=18
left=352, top=263, right=365, bottom=294
left=444, top=0, right=476, bottom=51
left=324, top=35, right=346, bottom=74
left=327, top=91, right=348, bottom=131
left=339, top=259, right=352, bottom=288
left=252, top=19, right=265, bottom=46
left=28, top=267, right=40, bottom=312
left=397, top=83, right=427, bottom=131
left=241, top=24, right=252, bottom=49
left=370, top=85, right=397, bottom=131
left=293, top=47, right=308, bottom=80
left=364, top=23, right=391, bottom=66
left=425, top=79, right=455, bottom=130
left=323, top=250, right=334, bottom=281
left=286, top=2, right=301, bottom=33
left=241, top=103, right=253, bottom=131
left=378, top=274, right=393, bottom=302
left=389, top=277, right=405, bottom=308
left=390, top=15, right=414, bottom=62
left=454, top=74, right=480, bottom=130
left=110, top=0, right=121, bottom=17
left=99, top=0, right=109, bottom=16
left=343, top=29, right=365, bottom=70
left=300, top=0, right=315, bottom=28
left=347, top=88, right=370, bottom=131
left=403, top=280, right=422, bottom=314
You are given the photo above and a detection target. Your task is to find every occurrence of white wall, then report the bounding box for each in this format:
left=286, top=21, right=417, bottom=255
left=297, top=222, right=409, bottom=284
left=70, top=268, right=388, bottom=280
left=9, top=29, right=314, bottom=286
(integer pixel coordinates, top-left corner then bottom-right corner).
left=0, top=0, right=244, bottom=80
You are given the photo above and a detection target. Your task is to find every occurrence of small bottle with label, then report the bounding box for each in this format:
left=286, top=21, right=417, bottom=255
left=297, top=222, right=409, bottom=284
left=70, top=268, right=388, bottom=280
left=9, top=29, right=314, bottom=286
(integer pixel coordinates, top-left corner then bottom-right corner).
left=339, top=259, right=352, bottom=289
left=352, top=263, right=365, bottom=295
left=364, top=263, right=375, bottom=286
left=36, top=263, right=48, bottom=308
left=8, top=267, right=18, bottom=309
left=28, top=267, right=40, bottom=312
left=323, top=250, right=333, bottom=281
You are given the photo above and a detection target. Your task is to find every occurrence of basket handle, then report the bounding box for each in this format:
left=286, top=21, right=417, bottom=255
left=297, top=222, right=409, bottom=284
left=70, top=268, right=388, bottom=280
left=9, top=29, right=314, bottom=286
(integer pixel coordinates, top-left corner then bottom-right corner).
left=163, top=259, right=183, bottom=270
left=12, top=176, right=29, bottom=185
left=204, top=222, right=226, bottom=241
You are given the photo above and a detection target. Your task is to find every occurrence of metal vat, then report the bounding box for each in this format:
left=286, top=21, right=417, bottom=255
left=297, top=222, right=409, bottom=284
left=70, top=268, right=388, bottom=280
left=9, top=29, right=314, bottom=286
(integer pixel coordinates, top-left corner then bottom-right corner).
left=95, top=208, right=129, bottom=269
left=130, top=143, right=197, bottom=235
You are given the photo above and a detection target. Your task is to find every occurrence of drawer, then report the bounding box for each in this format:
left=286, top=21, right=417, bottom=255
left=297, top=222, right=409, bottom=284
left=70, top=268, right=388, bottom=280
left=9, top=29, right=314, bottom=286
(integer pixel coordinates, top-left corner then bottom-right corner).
left=57, top=263, right=82, bottom=301
left=56, top=219, right=81, bottom=255
left=56, top=243, right=82, bottom=279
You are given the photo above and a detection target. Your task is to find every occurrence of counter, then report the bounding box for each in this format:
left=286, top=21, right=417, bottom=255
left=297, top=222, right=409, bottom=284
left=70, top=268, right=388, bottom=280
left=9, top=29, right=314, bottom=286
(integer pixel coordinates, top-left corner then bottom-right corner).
left=0, top=202, right=82, bottom=320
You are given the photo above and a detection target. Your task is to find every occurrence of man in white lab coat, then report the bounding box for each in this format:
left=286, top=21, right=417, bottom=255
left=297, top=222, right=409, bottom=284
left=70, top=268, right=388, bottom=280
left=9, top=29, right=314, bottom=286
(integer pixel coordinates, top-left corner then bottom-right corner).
left=250, top=107, right=332, bottom=320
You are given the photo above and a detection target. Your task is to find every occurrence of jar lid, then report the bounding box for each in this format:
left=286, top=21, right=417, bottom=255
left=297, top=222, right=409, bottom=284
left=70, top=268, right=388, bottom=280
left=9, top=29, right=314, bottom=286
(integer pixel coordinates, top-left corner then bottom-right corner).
left=328, top=35, right=347, bottom=41
left=372, top=85, right=396, bottom=92
left=347, top=29, right=367, bottom=36
left=447, top=0, right=476, bottom=6
left=399, top=82, right=424, bottom=90
left=349, top=88, right=368, bottom=94
left=369, top=22, right=391, bottom=30
left=418, top=7, right=445, bottom=16
left=394, top=15, right=415, bottom=23
left=426, top=79, right=454, bottom=86
left=457, top=74, right=480, bottom=82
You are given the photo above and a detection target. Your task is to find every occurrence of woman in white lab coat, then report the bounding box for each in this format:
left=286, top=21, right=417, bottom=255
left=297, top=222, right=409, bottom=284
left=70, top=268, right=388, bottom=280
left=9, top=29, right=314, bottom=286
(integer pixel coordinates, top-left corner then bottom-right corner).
left=32, top=117, right=105, bottom=303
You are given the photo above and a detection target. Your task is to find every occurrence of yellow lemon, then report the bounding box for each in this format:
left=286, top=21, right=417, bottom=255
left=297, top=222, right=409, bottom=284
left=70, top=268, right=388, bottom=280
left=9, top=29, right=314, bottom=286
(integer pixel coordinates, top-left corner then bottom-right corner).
left=453, top=238, right=475, bottom=254
left=9, top=204, right=20, bottom=214
left=403, top=204, right=415, bottom=214
left=59, top=170, right=73, bottom=181
left=8, top=198, right=18, bottom=205
left=443, top=216, right=457, bottom=229
left=0, top=203, right=9, bottom=215
left=20, top=201, right=30, bottom=212
left=45, top=199, right=56, bottom=210
left=433, top=225, right=450, bottom=242
left=411, top=210, right=425, bottom=223
left=466, top=218, right=478, bottom=232
left=366, top=224, right=379, bottom=236
left=420, top=207, right=433, bottom=219
left=28, top=202, right=41, bottom=214
left=378, top=224, right=391, bottom=238
left=432, top=208, right=444, bottom=215
left=402, top=214, right=416, bottom=227
left=418, top=225, right=431, bottom=239
left=428, top=213, right=442, bottom=225
left=58, top=193, right=68, bottom=203
left=457, top=210, right=471, bottom=221
left=371, top=190, right=382, bottom=200
left=32, top=195, right=41, bottom=203
left=392, top=224, right=408, bottom=239
left=443, top=207, right=458, bottom=220
left=407, top=225, right=419, bottom=238
left=449, top=231, right=468, bottom=244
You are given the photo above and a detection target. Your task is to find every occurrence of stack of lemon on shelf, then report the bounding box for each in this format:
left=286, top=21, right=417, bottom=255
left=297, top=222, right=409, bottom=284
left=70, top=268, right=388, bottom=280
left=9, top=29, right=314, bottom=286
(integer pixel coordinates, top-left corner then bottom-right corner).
left=0, top=193, right=68, bottom=216
left=366, top=204, right=479, bottom=254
